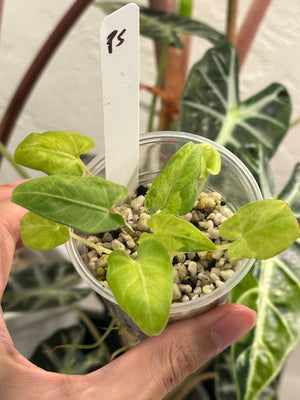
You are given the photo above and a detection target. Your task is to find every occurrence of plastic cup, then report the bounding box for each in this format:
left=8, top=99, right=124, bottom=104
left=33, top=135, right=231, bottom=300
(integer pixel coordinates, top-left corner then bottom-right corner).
left=66, top=131, right=262, bottom=340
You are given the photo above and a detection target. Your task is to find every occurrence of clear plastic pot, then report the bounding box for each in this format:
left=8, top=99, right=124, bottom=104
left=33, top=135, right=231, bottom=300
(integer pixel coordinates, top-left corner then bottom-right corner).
left=66, top=131, right=262, bottom=340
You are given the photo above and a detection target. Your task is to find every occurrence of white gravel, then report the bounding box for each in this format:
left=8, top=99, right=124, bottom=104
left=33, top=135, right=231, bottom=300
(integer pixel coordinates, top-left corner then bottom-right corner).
left=86, top=188, right=241, bottom=303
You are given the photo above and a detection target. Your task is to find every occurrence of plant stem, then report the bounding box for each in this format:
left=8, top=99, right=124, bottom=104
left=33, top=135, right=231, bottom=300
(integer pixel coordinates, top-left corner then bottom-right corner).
left=147, top=42, right=169, bottom=132
left=110, top=343, right=131, bottom=361
left=178, top=0, right=193, bottom=17
left=0, top=141, right=31, bottom=179
left=197, top=177, right=207, bottom=198
left=70, top=305, right=111, bottom=356
left=150, top=0, right=192, bottom=130
left=236, top=0, right=272, bottom=69
left=70, top=231, right=112, bottom=255
left=290, top=116, right=300, bottom=129
left=46, top=317, right=116, bottom=352
left=226, top=0, right=239, bottom=45
left=215, top=243, right=231, bottom=251
left=70, top=305, right=101, bottom=341
left=111, top=205, right=139, bottom=243
left=78, top=158, right=93, bottom=176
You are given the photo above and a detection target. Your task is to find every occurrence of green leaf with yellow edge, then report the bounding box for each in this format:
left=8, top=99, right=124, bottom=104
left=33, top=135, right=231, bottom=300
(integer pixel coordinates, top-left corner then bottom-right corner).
left=140, top=214, right=216, bottom=252
left=145, top=142, right=203, bottom=216
left=14, top=131, right=95, bottom=176
left=12, top=175, right=127, bottom=234
left=20, top=211, right=70, bottom=251
left=107, top=239, right=173, bottom=336
left=199, top=143, right=221, bottom=178
left=220, top=199, right=300, bottom=259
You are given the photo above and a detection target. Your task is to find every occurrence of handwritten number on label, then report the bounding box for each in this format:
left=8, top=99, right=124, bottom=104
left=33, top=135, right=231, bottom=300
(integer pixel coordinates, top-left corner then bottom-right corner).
left=107, top=28, right=126, bottom=54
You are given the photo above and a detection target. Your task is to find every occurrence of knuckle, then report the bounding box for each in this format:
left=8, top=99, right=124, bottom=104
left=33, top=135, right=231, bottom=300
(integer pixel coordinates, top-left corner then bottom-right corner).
left=163, top=341, right=199, bottom=391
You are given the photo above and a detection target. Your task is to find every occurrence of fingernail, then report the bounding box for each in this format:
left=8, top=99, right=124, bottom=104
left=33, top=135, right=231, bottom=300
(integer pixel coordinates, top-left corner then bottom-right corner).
left=211, top=305, right=256, bottom=350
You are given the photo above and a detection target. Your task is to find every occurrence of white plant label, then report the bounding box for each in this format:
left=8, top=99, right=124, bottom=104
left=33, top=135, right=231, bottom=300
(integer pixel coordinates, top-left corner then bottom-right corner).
left=100, top=3, right=140, bottom=193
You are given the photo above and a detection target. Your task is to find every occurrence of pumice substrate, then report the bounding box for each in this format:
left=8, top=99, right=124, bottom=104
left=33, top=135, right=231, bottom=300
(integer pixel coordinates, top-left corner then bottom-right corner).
left=85, top=186, right=241, bottom=303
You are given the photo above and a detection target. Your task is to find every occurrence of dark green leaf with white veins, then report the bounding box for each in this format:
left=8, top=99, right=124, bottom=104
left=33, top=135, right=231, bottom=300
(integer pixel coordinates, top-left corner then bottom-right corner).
left=140, top=214, right=216, bottom=252
left=213, top=349, right=237, bottom=400
left=12, top=175, right=127, bottom=233
left=14, top=131, right=95, bottom=176
left=96, top=2, right=223, bottom=48
left=179, top=41, right=291, bottom=178
left=214, top=348, right=280, bottom=400
left=2, top=261, right=91, bottom=312
left=220, top=199, right=300, bottom=259
left=230, top=240, right=300, bottom=399
left=145, top=142, right=203, bottom=215
left=278, top=162, right=300, bottom=223
left=107, top=239, right=173, bottom=336
left=20, top=212, right=70, bottom=251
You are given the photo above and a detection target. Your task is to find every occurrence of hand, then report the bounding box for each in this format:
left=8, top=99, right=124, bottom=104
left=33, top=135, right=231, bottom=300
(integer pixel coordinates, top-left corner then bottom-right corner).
left=0, top=181, right=256, bottom=400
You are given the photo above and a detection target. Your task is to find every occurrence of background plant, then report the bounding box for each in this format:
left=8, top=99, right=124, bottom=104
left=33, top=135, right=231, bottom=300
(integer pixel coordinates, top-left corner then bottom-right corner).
left=1, top=1, right=300, bottom=399
left=11, top=133, right=298, bottom=337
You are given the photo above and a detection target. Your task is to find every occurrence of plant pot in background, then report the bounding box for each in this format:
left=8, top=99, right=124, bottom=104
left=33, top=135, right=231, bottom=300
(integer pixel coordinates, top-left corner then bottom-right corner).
left=67, top=131, right=262, bottom=340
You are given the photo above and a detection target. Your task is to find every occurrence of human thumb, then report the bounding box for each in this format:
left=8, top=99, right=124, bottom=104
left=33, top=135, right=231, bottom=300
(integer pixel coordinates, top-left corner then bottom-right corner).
left=87, top=303, right=256, bottom=400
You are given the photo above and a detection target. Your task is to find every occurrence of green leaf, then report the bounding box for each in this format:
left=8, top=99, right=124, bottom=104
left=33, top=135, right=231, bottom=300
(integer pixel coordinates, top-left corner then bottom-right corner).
left=231, top=240, right=300, bottom=399
left=179, top=0, right=193, bottom=18
left=107, top=239, right=173, bottom=336
left=2, top=261, right=91, bottom=312
left=253, top=144, right=275, bottom=199
left=20, top=212, right=70, bottom=250
left=140, top=214, right=216, bottom=252
left=96, top=2, right=223, bottom=48
left=12, top=175, right=127, bottom=233
left=220, top=199, right=300, bottom=259
left=145, top=142, right=203, bottom=215
left=199, top=143, right=221, bottom=178
left=213, top=349, right=237, bottom=400
left=14, top=131, right=95, bottom=176
left=214, top=348, right=280, bottom=400
left=278, top=162, right=300, bottom=223
left=179, top=41, right=291, bottom=183
left=30, top=324, right=109, bottom=374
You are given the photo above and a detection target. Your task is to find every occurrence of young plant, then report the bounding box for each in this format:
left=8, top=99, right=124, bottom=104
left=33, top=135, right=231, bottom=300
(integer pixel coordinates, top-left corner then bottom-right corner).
left=11, top=131, right=300, bottom=336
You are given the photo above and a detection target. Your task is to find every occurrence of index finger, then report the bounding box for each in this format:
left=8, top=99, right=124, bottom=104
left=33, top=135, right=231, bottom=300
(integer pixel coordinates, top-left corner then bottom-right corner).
left=0, top=180, right=28, bottom=200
